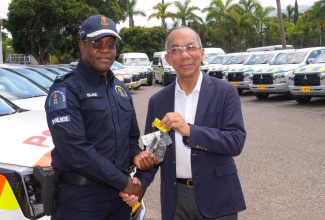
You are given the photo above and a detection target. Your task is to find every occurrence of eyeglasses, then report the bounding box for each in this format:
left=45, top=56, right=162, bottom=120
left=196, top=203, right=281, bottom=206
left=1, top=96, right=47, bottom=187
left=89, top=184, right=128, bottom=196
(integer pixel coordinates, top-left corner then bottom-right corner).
left=168, top=45, right=201, bottom=56
left=83, top=40, right=116, bottom=50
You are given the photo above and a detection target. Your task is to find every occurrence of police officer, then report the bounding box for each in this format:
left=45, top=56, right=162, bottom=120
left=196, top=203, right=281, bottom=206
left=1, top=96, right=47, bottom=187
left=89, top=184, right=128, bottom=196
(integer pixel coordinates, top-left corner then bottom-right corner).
left=45, top=15, right=157, bottom=220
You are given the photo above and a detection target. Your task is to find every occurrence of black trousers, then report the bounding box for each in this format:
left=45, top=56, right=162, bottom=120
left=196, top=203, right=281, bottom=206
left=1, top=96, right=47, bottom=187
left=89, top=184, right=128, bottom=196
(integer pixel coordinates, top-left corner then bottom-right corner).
left=51, top=184, right=131, bottom=220
left=173, top=183, right=238, bottom=220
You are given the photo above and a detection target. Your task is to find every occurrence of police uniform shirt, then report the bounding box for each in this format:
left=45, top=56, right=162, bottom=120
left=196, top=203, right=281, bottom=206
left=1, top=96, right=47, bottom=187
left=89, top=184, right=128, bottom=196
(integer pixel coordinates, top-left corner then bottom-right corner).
left=45, top=59, right=141, bottom=191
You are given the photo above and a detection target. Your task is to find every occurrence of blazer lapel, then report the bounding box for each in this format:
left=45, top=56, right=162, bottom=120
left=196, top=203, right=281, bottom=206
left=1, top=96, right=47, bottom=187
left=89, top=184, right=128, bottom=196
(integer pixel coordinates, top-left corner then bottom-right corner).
left=194, top=74, right=212, bottom=126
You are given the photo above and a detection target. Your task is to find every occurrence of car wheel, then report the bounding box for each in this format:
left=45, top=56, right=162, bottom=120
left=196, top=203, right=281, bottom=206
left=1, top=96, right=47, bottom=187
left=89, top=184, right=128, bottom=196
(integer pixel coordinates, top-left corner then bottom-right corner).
left=162, top=76, right=167, bottom=86
left=294, top=96, right=312, bottom=104
left=237, top=89, right=243, bottom=94
left=287, top=91, right=294, bottom=100
left=147, top=73, right=153, bottom=86
left=254, top=93, right=269, bottom=99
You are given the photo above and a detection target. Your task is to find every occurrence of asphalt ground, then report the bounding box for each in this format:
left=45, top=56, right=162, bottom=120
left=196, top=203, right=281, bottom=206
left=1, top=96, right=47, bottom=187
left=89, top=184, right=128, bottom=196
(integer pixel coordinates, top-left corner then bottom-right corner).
left=131, top=82, right=325, bottom=220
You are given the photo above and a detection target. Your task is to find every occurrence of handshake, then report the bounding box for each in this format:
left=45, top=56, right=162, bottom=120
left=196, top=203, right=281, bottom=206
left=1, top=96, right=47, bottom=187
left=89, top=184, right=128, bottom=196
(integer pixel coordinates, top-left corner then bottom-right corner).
left=119, top=151, right=159, bottom=207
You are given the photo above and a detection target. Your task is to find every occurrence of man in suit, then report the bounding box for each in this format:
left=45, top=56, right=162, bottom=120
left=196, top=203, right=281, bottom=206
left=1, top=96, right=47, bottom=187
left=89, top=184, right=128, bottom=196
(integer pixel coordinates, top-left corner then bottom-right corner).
left=123, top=26, right=246, bottom=219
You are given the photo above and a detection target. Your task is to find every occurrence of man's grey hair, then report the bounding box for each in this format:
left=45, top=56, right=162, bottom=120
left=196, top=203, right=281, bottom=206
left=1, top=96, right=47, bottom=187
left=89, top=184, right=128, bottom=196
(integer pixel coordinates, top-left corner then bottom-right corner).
left=165, top=26, right=203, bottom=52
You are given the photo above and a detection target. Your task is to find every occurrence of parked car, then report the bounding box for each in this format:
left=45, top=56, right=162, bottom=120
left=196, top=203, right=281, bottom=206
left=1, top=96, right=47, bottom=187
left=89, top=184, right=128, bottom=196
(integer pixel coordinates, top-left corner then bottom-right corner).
left=248, top=47, right=325, bottom=99
left=118, top=52, right=153, bottom=86
left=202, top=47, right=226, bottom=64
left=0, top=95, right=52, bottom=220
left=288, top=51, right=325, bottom=103
left=224, top=50, right=290, bottom=93
left=201, top=52, right=251, bottom=80
left=0, top=65, right=53, bottom=90
left=112, top=61, right=141, bottom=89
left=152, top=51, right=176, bottom=86
left=0, top=67, right=47, bottom=110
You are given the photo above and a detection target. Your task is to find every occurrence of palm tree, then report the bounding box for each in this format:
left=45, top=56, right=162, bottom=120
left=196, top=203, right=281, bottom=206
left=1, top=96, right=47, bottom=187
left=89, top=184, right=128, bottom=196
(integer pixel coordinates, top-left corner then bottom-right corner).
left=202, top=0, right=239, bottom=49
left=285, top=16, right=310, bottom=48
left=173, top=0, right=200, bottom=26
left=286, top=5, right=294, bottom=23
left=250, top=4, right=275, bottom=46
left=126, top=0, right=146, bottom=28
left=305, top=1, right=325, bottom=45
left=148, top=1, right=175, bottom=29
left=238, top=0, right=258, bottom=13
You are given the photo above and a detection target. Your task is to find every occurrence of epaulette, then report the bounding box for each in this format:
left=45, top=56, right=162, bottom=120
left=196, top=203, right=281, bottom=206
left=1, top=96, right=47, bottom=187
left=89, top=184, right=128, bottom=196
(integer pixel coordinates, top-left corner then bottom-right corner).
left=54, top=71, right=73, bottom=82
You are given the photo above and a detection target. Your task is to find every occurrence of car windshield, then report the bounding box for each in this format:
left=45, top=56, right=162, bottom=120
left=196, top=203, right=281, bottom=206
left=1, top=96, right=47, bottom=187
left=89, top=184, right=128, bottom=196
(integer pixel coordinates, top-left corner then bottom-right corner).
left=270, top=52, right=307, bottom=65
left=112, top=61, right=126, bottom=70
left=0, top=96, right=17, bottom=116
left=45, top=67, right=67, bottom=75
left=210, top=56, right=225, bottom=64
left=0, top=68, right=47, bottom=101
left=224, top=55, right=250, bottom=65
left=124, top=58, right=149, bottom=66
left=203, top=53, right=221, bottom=64
left=28, top=67, right=58, bottom=80
left=3, top=67, right=53, bottom=90
left=244, top=54, right=275, bottom=65
left=314, top=52, right=325, bottom=63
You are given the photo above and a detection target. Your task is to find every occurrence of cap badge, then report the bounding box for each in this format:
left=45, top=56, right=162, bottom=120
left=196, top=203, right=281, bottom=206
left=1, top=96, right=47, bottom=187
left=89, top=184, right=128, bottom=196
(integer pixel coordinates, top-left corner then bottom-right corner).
left=100, top=16, right=110, bottom=27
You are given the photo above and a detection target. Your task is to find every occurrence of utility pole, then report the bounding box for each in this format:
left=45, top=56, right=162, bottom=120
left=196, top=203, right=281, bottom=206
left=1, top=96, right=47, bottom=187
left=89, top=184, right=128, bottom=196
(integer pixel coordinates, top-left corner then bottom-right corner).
left=0, top=18, right=3, bottom=64
left=276, top=0, right=287, bottom=49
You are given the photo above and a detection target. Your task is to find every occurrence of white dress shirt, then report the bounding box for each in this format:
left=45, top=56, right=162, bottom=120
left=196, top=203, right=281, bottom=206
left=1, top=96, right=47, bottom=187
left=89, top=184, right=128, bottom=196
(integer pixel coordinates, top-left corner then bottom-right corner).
left=174, top=72, right=202, bottom=178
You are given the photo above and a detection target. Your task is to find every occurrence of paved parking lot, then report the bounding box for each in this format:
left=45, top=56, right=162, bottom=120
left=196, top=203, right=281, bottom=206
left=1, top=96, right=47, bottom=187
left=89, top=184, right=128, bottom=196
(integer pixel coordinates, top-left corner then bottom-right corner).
left=131, top=83, right=325, bottom=220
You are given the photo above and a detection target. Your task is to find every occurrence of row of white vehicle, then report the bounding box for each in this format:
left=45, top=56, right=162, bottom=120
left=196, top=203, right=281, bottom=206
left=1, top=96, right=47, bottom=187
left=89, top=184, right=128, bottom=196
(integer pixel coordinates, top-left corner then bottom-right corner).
left=200, top=47, right=325, bottom=103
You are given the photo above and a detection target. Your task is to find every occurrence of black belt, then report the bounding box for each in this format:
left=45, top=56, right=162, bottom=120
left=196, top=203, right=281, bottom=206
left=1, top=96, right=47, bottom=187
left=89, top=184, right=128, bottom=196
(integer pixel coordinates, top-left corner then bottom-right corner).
left=55, top=170, right=100, bottom=186
left=177, top=178, right=193, bottom=187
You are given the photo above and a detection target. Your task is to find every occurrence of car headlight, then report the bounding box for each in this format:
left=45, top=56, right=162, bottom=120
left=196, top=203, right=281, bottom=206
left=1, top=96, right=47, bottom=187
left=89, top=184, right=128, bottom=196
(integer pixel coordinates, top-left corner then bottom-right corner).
left=319, top=73, right=325, bottom=80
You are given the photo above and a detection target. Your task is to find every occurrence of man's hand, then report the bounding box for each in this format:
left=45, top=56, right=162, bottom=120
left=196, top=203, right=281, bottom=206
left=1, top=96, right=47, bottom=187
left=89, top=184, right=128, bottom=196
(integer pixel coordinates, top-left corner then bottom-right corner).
left=134, top=151, right=160, bottom=170
left=160, top=112, right=190, bottom=136
left=122, top=177, right=144, bottom=199
left=120, top=177, right=143, bottom=206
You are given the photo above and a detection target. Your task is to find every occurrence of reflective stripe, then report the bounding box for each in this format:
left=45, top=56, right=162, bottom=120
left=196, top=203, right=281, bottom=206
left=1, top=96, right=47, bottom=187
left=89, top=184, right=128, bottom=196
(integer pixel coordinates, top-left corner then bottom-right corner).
left=0, top=174, right=20, bottom=210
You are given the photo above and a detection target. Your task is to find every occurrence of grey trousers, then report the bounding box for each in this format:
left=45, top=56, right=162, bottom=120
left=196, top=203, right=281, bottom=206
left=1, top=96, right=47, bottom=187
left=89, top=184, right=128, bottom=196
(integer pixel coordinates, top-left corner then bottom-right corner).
left=172, top=183, right=238, bottom=220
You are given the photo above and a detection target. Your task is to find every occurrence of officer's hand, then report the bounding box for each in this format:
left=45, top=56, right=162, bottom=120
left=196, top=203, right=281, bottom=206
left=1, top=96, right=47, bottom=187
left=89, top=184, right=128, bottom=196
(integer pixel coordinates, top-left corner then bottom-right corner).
left=122, top=177, right=144, bottom=200
left=134, top=151, right=160, bottom=171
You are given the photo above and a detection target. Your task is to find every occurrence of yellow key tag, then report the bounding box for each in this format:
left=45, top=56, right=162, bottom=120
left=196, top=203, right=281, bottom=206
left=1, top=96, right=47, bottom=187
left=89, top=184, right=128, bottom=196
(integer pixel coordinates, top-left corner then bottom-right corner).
left=153, top=118, right=167, bottom=133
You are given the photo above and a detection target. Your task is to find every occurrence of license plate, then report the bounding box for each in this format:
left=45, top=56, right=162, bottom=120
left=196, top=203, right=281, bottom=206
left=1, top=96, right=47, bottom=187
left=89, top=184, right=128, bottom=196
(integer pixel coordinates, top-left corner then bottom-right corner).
left=232, top=82, right=238, bottom=86
left=141, top=79, right=147, bottom=83
left=258, top=85, right=266, bottom=90
left=131, top=202, right=141, bottom=215
left=136, top=82, right=140, bottom=86
left=301, top=86, right=310, bottom=92
left=128, top=84, right=132, bottom=89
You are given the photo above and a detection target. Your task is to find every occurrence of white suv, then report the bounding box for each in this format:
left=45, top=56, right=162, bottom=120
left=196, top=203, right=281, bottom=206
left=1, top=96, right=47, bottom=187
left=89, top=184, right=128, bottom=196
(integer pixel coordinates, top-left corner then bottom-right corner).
left=248, top=47, right=325, bottom=99
left=288, top=51, right=325, bottom=103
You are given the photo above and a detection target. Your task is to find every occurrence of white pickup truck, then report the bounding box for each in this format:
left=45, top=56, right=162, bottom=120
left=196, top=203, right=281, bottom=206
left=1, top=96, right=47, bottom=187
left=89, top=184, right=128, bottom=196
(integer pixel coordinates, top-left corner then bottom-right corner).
left=288, top=51, right=325, bottom=103
left=248, top=47, right=325, bottom=99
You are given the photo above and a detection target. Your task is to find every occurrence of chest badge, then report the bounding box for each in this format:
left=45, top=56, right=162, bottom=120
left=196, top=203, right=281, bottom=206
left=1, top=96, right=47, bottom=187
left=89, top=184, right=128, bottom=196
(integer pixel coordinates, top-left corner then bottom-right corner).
left=115, top=85, right=127, bottom=98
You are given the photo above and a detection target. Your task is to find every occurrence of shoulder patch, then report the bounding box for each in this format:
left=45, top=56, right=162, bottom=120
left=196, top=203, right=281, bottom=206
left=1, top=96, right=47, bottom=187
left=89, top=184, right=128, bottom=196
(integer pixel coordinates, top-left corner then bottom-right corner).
left=54, top=71, right=73, bottom=82
left=115, top=85, right=128, bottom=98
left=48, top=87, right=67, bottom=113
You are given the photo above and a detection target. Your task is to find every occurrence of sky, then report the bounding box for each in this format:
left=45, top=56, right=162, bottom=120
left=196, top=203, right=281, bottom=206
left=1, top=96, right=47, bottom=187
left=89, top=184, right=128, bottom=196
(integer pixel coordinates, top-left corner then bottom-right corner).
left=0, top=0, right=319, bottom=34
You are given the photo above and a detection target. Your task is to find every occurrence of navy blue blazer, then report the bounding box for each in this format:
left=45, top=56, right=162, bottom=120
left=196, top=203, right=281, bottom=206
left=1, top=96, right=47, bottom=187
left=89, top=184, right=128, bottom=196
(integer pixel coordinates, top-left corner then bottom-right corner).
left=137, top=73, right=246, bottom=219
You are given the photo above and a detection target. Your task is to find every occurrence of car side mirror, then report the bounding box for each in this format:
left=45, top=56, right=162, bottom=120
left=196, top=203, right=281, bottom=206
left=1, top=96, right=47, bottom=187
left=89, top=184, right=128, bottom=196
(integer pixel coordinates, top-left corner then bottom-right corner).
left=307, top=58, right=315, bottom=64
